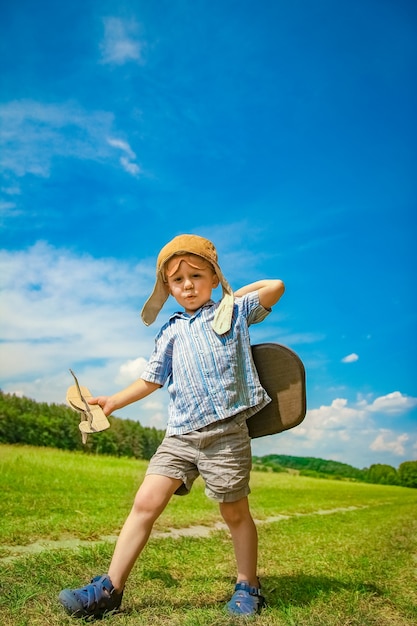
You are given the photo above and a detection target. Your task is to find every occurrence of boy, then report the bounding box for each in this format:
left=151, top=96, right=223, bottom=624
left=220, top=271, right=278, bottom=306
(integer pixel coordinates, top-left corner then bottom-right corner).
left=59, top=234, right=285, bottom=618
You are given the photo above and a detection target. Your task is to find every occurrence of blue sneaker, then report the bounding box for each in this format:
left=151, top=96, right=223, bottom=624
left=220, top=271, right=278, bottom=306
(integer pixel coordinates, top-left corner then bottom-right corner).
left=58, top=574, right=123, bottom=618
left=227, top=581, right=265, bottom=615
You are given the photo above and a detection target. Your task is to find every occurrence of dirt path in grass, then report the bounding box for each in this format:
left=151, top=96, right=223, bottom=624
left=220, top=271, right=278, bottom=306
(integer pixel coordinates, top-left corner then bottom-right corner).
left=1, top=506, right=365, bottom=563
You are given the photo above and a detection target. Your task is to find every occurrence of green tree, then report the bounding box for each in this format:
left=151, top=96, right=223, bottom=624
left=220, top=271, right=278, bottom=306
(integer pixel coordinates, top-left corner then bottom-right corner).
left=398, top=461, right=417, bottom=488
left=367, top=464, right=399, bottom=485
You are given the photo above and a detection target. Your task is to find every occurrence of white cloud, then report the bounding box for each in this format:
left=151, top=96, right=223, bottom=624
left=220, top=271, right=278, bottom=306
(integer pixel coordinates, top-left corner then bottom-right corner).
left=100, top=18, right=145, bottom=65
left=252, top=391, right=417, bottom=467
left=288, top=398, right=367, bottom=452
left=142, top=399, right=164, bottom=411
left=145, top=411, right=168, bottom=429
left=0, top=100, right=140, bottom=179
left=115, top=357, right=149, bottom=386
left=341, top=353, right=359, bottom=363
left=141, top=398, right=168, bottom=429
left=367, top=391, right=417, bottom=415
left=370, top=431, right=409, bottom=456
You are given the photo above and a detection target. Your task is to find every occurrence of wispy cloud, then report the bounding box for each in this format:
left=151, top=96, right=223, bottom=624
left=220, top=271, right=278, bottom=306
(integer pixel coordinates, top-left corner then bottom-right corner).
left=107, top=137, right=142, bottom=176
left=0, top=100, right=141, bottom=179
left=100, top=18, right=145, bottom=65
left=2, top=186, right=21, bottom=196
left=0, top=201, right=19, bottom=218
left=279, top=332, right=326, bottom=345
left=0, top=100, right=113, bottom=177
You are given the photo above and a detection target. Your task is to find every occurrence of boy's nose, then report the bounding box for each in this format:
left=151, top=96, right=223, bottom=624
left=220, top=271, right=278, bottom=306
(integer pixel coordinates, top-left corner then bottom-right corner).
left=184, top=278, right=194, bottom=289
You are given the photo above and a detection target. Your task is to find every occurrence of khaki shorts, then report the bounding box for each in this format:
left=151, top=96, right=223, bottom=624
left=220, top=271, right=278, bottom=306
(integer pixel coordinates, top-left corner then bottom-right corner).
left=146, top=413, right=252, bottom=502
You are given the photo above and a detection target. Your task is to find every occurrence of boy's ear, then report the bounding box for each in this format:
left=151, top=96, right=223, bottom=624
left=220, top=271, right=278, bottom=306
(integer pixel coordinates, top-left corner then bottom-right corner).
left=212, top=274, right=220, bottom=288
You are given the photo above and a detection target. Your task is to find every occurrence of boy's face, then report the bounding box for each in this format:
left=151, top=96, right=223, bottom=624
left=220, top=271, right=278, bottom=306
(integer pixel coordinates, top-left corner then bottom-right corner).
left=165, top=255, right=219, bottom=314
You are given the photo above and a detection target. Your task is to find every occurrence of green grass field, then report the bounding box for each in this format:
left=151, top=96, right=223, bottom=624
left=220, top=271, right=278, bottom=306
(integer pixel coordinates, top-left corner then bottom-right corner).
left=1, top=444, right=416, bottom=625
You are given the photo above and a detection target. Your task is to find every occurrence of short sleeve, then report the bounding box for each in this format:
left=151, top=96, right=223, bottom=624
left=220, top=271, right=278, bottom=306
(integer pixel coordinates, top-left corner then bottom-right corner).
left=237, top=291, right=271, bottom=326
left=140, top=325, right=174, bottom=387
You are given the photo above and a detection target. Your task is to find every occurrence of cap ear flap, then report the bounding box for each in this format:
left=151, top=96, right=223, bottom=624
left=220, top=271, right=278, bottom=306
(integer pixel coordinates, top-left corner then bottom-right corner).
left=212, top=292, right=234, bottom=335
left=141, top=275, right=170, bottom=326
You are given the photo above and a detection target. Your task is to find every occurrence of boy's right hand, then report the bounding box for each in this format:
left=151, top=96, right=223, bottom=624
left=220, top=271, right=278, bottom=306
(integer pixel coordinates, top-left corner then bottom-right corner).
left=66, top=372, right=111, bottom=443
left=88, top=396, right=115, bottom=417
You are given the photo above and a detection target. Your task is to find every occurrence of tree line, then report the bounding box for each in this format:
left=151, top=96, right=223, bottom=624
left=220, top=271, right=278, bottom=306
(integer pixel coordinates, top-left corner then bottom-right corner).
left=252, top=454, right=417, bottom=489
left=1, top=391, right=416, bottom=488
left=0, top=390, right=164, bottom=459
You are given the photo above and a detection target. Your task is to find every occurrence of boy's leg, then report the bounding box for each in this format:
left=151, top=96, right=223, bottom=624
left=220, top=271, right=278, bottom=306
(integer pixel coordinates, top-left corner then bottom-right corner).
left=108, top=474, right=182, bottom=590
left=219, top=496, right=258, bottom=588
left=59, top=474, right=182, bottom=618
left=220, top=496, right=264, bottom=616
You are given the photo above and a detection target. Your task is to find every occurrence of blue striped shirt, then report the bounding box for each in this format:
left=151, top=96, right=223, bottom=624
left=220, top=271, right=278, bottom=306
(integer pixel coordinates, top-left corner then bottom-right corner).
left=141, top=291, right=271, bottom=435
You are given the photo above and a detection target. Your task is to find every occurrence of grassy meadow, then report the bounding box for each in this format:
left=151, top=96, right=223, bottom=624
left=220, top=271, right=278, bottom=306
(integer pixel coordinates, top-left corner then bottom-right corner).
left=1, top=444, right=416, bottom=625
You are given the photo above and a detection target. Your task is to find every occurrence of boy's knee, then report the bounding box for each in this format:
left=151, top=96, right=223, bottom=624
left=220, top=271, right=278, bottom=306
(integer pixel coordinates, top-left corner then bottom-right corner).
left=131, top=491, right=157, bottom=521
left=220, top=499, right=250, bottom=526
left=132, top=475, right=181, bottom=518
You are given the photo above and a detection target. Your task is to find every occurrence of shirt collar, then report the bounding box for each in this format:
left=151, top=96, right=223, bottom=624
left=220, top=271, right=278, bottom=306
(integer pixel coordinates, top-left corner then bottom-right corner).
left=169, top=299, right=215, bottom=321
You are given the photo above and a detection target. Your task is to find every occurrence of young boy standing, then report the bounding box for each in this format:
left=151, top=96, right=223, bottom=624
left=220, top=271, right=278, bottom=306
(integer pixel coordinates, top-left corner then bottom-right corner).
left=59, top=234, right=285, bottom=618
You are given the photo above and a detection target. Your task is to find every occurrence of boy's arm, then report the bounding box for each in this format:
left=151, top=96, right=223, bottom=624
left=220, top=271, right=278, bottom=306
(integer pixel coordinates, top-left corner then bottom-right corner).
left=234, top=279, right=285, bottom=310
left=88, top=378, right=161, bottom=416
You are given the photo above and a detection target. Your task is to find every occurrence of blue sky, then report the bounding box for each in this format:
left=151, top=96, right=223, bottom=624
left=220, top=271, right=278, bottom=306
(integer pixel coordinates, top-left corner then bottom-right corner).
left=1, top=0, right=416, bottom=469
